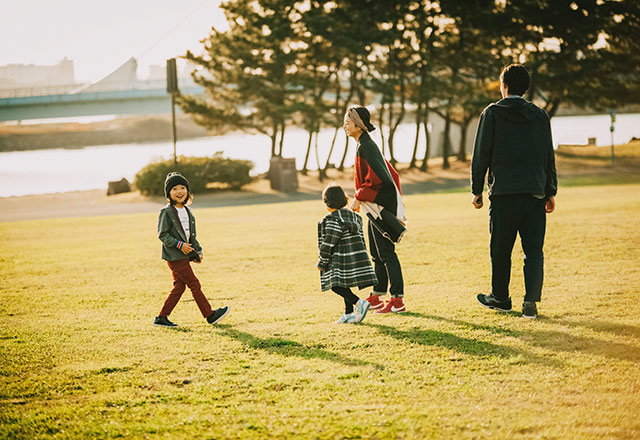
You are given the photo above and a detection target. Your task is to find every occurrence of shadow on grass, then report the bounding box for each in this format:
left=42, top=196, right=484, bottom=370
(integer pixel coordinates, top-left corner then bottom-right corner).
left=405, top=312, right=522, bottom=336
left=406, top=313, right=640, bottom=363
left=154, top=326, right=191, bottom=333
left=541, top=316, right=640, bottom=339
left=215, top=325, right=385, bottom=371
left=365, top=322, right=561, bottom=367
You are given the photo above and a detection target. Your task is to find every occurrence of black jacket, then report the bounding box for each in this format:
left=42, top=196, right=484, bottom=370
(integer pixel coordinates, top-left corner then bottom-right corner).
left=471, top=97, right=558, bottom=198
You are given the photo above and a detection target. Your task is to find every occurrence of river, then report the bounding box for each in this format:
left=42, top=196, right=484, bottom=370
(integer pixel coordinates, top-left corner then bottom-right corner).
left=1, top=113, right=638, bottom=197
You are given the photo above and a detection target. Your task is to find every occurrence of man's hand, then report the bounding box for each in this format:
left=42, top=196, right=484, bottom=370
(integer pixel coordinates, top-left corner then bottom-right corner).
left=180, top=243, right=194, bottom=254
left=472, top=194, right=484, bottom=209
left=350, top=198, right=361, bottom=212
left=545, top=196, right=556, bottom=213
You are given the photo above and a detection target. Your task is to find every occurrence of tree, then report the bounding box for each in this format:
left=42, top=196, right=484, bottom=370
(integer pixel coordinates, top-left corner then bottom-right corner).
left=403, top=0, right=440, bottom=170
left=494, top=0, right=640, bottom=116
left=438, top=0, right=506, bottom=162
left=178, top=0, right=300, bottom=158
left=369, top=2, right=416, bottom=166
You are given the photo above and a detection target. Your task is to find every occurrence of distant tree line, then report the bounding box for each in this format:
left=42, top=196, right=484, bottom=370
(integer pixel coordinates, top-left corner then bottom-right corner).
left=177, top=0, right=640, bottom=172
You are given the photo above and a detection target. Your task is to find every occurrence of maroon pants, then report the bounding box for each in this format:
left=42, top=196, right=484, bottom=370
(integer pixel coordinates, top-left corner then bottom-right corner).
left=159, top=259, right=213, bottom=318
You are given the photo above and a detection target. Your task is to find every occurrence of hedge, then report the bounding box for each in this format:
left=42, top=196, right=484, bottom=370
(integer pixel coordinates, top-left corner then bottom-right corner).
left=134, top=154, right=254, bottom=196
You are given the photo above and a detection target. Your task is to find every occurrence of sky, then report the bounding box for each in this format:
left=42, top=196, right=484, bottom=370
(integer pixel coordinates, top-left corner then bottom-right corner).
left=1, top=0, right=228, bottom=83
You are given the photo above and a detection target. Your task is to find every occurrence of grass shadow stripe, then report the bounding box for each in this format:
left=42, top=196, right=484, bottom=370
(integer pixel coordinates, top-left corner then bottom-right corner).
left=367, top=323, right=562, bottom=367
left=409, top=313, right=640, bottom=363
left=215, top=325, right=385, bottom=371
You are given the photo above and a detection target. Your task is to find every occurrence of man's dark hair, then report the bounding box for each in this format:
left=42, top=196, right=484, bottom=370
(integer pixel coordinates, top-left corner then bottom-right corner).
left=500, top=64, right=530, bottom=96
left=323, top=184, right=348, bottom=209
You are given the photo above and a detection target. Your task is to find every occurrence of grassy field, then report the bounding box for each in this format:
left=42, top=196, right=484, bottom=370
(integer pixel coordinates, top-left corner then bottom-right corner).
left=1, top=180, right=640, bottom=439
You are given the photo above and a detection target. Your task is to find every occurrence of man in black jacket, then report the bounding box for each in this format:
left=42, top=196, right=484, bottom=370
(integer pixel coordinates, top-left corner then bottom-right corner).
left=470, top=64, right=557, bottom=319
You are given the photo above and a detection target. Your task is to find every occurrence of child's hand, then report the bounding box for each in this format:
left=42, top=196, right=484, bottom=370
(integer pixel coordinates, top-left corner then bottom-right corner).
left=181, top=243, right=194, bottom=254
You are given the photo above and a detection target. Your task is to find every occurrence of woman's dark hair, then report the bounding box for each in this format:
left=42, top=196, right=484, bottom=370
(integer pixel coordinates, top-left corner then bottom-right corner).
left=500, top=64, right=530, bottom=96
left=322, top=184, right=348, bottom=209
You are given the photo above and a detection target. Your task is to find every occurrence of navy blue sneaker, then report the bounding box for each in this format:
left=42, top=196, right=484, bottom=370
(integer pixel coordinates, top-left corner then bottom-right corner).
left=476, top=294, right=512, bottom=312
left=154, top=316, right=178, bottom=327
left=522, top=301, right=538, bottom=319
left=207, top=306, right=230, bottom=324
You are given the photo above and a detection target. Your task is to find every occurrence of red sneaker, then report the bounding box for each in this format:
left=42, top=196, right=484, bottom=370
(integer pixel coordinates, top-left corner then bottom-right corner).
left=366, top=294, right=385, bottom=310
left=375, top=297, right=406, bottom=314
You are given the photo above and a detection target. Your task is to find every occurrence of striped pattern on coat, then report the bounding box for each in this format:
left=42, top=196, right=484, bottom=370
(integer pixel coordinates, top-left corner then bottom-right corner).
left=317, top=208, right=377, bottom=292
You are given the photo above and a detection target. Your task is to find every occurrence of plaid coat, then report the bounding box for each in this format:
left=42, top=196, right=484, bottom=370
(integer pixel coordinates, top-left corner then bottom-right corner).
left=317, top=209, right=377, bottom=292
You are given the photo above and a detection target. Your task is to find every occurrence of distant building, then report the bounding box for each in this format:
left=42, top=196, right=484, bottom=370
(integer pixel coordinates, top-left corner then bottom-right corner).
left=148, top=64, right=166, bottom=81
left=0, top=58, right=75, bottom=89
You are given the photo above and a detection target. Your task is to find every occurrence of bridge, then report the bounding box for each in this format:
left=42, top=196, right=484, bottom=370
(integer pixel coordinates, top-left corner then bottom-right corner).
left=0, top=58, right=204, bottom=122
left=0, top=80, right=204, bottom=122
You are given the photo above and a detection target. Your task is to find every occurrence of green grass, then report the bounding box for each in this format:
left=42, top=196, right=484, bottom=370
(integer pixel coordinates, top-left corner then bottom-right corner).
left=1, top=182, right=640, bottom=439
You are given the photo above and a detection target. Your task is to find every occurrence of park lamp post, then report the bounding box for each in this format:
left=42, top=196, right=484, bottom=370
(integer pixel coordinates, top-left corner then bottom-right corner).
left=167, top=58, right=179, bottom=165
left=609, top=109, right=616, bottom=166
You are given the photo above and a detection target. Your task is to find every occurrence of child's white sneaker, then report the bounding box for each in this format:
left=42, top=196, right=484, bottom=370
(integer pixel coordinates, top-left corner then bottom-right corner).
left=354, top=299, right=371, bottom=323
left=335, top=313, right=357, bottom=324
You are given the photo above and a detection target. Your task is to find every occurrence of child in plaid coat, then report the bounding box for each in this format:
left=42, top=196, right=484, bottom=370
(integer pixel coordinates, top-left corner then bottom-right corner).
left=317, top=184, right=377, bottom=324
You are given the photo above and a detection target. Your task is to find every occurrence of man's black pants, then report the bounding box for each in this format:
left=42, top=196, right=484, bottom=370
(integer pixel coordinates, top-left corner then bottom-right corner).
left=368, top=221, right=404, bottom=297
left=489, top=194, right=546, bottom=302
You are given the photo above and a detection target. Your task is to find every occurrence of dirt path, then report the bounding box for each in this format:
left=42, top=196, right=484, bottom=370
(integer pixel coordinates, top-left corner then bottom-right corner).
left=0, top=162, right=472, bottom=222
left=2, top=151, right=637, bottom=223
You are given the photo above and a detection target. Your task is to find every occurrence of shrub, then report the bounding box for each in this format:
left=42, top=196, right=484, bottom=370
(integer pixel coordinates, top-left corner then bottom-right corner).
left=134, top=154, right=254, bottom=196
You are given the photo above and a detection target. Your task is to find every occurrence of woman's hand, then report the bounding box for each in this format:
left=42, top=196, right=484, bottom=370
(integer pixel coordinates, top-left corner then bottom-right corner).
left=350, top=198, right=361, bottom=212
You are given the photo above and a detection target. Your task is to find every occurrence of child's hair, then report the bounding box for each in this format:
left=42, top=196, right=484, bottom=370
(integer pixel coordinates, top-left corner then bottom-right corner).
left=322, top=184, right=348, bottom=209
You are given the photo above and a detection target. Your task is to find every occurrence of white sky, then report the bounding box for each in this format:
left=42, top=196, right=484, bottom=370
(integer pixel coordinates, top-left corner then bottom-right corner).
left=0, top=0, right=228, bottom=83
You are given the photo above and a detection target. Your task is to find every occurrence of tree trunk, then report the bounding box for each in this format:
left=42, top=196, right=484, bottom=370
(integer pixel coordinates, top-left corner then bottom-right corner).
left=301, top=129, right=314, bottom=174
left=457, top=117, right=470, bottom=162
left=387, top=72, right=405, bottom=166
left=323, top=126, right=340, bottom=175
left=442, top=111, right=451, bottom=169
left=410, top=103, right=423, bottom=169
left=378, top=103, right=386, bottom=157
left=546, top=99, right=560, bottom=118
left=314, top=131, right=324, bottom=181
left=277, top=122, right=286, bottom=157
left=338, top=133, right=350, bottom=171
left=420, top=112, right=431, bottom=172
left=270, top=122, right=278, bottom=157
left=387, top=103, right=397, bottom=165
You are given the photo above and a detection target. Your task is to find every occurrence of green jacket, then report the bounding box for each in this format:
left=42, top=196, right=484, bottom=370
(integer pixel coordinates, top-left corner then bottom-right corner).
left=157, top=205, right=202, bottom=262
left=471, top=96, right=558, bottom=199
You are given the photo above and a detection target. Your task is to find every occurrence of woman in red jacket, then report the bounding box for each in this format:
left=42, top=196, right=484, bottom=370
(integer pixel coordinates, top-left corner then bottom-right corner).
left=344, top=106, right=407, bottom=313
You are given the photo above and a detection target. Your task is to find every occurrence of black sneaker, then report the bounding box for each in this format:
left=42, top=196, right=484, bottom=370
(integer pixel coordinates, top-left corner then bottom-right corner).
left=522, top=301, right=538, bottom=319
left=154, top=316, right=178, bottom=327
left=207, top=306, right=230, bottom=324
left=476, top=294, right=512, bottom=312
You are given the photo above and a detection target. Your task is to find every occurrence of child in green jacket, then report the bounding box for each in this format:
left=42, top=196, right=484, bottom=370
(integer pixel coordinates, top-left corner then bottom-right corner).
left=153, top=172, right=229, bottom=327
